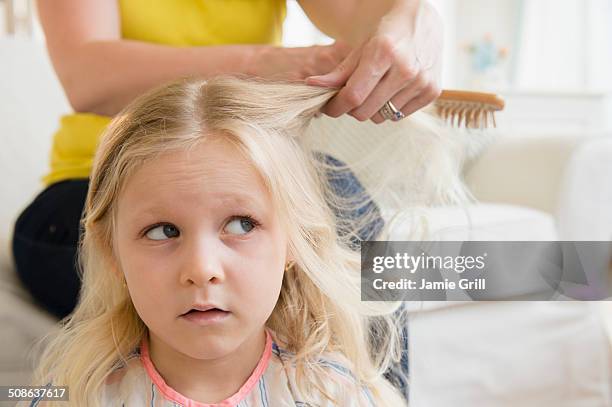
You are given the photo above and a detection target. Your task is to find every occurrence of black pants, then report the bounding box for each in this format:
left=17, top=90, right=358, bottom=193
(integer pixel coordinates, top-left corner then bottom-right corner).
left=12, top=179, right=88, bottom=319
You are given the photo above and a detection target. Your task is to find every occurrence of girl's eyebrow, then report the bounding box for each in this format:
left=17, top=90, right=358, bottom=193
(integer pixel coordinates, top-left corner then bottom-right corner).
left=128, top=192, right=268, bottom=219
left=216, top=193, right=267, bottom=210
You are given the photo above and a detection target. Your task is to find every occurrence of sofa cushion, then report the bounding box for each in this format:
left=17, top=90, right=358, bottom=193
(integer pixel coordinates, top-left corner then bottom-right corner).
left=408, top=301, right=612, bottom=406
left=0, top=245, right=58, bottom=386
left=386, top=203, right=558, bottom=241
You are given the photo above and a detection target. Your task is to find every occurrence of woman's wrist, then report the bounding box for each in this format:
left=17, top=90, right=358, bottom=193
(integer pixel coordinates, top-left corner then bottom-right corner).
left=242, top=44, right=277, bottom=78
left=376, top=0, right=428, bottom=41
left=246, top=45, right=318, bottom=81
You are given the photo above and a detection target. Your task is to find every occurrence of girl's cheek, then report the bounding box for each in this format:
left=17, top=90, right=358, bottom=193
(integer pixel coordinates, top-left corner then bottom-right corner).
left=125, top=254, right=168, bottom=282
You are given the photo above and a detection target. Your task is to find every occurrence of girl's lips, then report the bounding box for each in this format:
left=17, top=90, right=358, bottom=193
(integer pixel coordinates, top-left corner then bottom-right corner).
left=181, top=309, right=230, bottom=326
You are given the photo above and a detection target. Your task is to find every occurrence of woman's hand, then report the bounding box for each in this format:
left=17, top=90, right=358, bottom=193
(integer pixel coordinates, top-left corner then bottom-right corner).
left=305, top=1, right=443, bottom=123
left=249, top=40, right=353, bottom=82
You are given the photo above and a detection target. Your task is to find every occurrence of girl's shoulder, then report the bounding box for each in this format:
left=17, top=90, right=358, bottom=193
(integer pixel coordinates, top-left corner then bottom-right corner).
left=99, top=338, right=378, bottom=406
left=270, top=341, right=377, bottom=407
left=100, top=348, right=152, bottom=405
left=272, top=341, right=358, bottom=382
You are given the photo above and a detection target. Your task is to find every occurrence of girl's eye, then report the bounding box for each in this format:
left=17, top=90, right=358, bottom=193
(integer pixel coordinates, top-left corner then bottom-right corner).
left=145, top=224, right=180, bottom=241
left=225, top=217, right=257, bottom=235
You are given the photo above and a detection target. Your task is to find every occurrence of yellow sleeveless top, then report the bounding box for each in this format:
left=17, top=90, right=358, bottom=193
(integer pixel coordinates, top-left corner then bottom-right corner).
left=43, top=0, right=286, bottom=186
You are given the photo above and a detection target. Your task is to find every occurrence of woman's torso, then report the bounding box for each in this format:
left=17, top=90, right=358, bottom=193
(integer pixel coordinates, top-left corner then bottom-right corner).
left=44, top=0, right=286, bottom=186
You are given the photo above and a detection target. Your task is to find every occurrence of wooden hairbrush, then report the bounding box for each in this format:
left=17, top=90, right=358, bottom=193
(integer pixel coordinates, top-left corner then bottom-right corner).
left=434, top=90, right=505, bottom=129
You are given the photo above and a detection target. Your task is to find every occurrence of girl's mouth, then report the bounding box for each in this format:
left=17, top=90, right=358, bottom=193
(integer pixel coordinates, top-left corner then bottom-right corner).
left=181, top=308, right=230, bottom=326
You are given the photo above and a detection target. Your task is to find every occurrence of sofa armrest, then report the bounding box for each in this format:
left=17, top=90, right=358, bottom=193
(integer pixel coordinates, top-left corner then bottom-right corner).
left=464, top=133, right=584, bottom=214
left=464, top=133, right=612, bottom=240
left=555, top=136, right=612, bottom=240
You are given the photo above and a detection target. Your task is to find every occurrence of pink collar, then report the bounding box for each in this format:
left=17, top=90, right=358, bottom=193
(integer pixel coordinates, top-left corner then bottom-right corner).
left=139, top=330, right=272, bottom=406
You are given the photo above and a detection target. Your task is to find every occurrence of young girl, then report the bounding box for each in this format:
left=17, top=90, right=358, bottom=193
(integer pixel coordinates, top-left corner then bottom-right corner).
left=23, top=76, right=417, bottom=406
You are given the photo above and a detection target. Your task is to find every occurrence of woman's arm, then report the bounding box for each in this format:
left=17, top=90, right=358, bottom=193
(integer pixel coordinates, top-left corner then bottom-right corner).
left=297, top=0, right=397, bottom=46
left=37, top=0, right=350, bottom=117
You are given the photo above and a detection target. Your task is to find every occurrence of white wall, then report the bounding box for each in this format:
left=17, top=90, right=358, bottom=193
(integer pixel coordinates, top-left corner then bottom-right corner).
left=282, top=1, right=331, bottom=47
left=429, top=0, right=457, bottom=88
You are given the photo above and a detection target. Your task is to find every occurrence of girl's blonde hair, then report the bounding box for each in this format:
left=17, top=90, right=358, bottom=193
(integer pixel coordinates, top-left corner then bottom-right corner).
left=29, top=75, right=472, bottom=406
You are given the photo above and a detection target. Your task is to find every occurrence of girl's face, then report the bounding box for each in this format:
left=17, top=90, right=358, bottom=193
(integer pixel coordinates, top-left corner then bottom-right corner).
left=115, top=136, right=287, bottom=360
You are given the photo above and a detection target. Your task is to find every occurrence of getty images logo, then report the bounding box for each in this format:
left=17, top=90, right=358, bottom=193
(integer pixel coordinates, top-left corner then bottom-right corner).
left=371, top=252, right=488, bottom=274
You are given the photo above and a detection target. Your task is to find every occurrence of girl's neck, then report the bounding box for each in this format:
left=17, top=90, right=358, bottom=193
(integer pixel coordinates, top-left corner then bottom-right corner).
left=143, top=328, right=269, bottom=404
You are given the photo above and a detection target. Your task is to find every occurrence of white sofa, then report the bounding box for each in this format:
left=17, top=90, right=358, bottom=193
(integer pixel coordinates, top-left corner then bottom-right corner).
left=1, top=38, right=611, bottom=406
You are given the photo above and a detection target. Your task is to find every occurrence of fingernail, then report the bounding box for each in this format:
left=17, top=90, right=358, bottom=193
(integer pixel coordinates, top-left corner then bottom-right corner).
left=307, top=76, right=338, bottom=87
left=306, top=75, right=326, bottom=82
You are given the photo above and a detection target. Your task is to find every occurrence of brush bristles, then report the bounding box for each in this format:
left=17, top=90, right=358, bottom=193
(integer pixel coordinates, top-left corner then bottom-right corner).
left=435, top=101, right=498, bottom=129
left=434, top=90, right=504, bottom=129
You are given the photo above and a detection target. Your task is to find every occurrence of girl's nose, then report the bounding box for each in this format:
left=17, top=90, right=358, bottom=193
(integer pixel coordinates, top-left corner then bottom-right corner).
left=179, top=238, right=225, bottom=287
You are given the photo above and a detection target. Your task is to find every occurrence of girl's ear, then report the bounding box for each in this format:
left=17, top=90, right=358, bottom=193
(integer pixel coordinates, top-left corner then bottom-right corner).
left=109, top=241, right=124, bottom=278
left=110, top=264, right=121, bottom=278
left=285, top=246, right=294, bottom=264
left=284, top=249, right=296, bottom=273
left=108, top=254, right=123, bottom=279
left=109, top=260, right=128, bottom=288
left=111, top=268, right=123, bottom=284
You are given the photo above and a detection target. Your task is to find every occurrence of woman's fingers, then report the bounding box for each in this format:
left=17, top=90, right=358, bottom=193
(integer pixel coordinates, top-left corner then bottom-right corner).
left=398, top=82, right=441, bottom=118
left=349, top=58, right=425, bottom=122
left=309, top=38, right=395, bottom=118
left=306, top=44, right=361, bottom=88
left=307, top=37, right=399, bottom=119
left=369, top=73, right=441, bottom=124
left=304, top=1, right=444, bottom=124
left=305, top=35, right=439, bottom=123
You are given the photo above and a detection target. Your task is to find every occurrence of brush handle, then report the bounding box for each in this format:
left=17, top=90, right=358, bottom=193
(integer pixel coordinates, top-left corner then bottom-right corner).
left=437, top=90, right=505, bottom=111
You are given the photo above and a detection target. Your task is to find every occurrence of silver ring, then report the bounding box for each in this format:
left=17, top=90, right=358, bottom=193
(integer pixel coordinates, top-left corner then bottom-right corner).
left=379, top=100, right=405, bottom=121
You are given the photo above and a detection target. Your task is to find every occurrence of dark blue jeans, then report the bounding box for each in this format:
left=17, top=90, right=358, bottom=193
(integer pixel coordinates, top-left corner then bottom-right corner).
left=301, top=154, right=409, bottom=399
left=11, top=154, right=408, bottom=400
